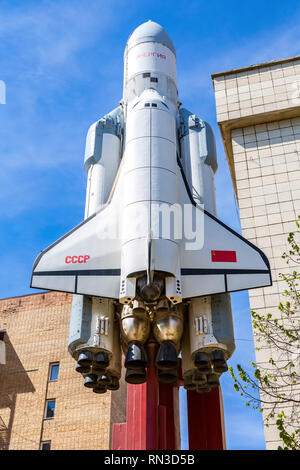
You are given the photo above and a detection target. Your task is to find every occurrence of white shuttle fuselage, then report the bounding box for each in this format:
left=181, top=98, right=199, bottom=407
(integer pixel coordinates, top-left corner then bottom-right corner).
left=31, top=21, right=271, bottom=393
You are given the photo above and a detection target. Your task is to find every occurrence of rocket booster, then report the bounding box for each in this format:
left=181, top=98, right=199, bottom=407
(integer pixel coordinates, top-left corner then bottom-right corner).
left=31, top=21, right=271, bottom=392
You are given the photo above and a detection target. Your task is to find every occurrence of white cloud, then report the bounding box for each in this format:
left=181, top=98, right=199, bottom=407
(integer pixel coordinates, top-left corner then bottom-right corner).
left=178, top=13, right=300, bottom=102
left=0, top=1, right=116, bottom=74
left=0, top=0, right=127, bottom=219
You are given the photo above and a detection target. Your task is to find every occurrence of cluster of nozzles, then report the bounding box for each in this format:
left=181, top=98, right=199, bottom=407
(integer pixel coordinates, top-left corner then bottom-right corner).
left=121, top=300, right=184, bottom=384
left=71, top=291, right=234, bottom=394
left=72, top=298, right=185, bottom=391
left=75, top=349, right=120, bottom=393
left=183, top=350, right=228, bottom=393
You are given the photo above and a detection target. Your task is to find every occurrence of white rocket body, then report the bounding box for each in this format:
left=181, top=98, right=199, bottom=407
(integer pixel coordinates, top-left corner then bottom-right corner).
left=31, top=21, right=271, bottom=391
left=31, top=21, right=271, bottom=302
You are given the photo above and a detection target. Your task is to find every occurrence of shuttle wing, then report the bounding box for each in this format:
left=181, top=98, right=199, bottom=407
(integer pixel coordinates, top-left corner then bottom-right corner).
left=177, top=157, right=272, bottom=298
left=31, top=204, right=121, bottom=299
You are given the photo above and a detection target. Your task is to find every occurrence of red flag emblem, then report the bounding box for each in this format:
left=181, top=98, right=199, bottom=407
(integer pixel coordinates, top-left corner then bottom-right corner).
left=211, top=250, right=237, bottom=262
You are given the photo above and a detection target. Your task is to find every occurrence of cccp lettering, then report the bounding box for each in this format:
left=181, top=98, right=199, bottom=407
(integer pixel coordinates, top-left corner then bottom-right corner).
left=65, top=255, right=90, bottom=264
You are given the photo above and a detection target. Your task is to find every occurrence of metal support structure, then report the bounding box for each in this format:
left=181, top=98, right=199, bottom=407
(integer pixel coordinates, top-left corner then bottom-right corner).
left=187, top=387, right=226, bottom=450
left=158, top=382, right=180, bottom=449
left=111, top=349, right=225, bottom=450
left=112, top=343, right=181, bottom=450
left=145, top=343, right=159, bottom=450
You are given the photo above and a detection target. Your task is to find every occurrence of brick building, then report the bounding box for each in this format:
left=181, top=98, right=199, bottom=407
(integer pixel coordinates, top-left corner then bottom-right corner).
left=212, top=55, right=300, bottom=449
left=0, top=291, right=126, bottom=450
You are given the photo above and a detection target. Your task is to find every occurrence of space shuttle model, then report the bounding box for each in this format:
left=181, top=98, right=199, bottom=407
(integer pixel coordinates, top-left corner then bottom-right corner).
left=31, top=21, right=271, bottom=393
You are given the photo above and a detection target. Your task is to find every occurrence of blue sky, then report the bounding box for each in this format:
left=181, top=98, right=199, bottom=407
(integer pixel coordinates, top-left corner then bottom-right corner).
left=1, top=0, right=300, bottom=450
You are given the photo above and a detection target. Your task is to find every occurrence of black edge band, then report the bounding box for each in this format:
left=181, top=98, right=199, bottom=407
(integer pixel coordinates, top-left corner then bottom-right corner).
left=33, top=268, right=269, bottom=277
left=33, top=269, right=121, bottom=277
left=181, top=268, right=270, bottom=275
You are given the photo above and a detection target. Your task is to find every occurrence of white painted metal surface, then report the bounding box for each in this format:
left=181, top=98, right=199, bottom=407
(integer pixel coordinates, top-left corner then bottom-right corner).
left=31, top=20, right=271, bottom=302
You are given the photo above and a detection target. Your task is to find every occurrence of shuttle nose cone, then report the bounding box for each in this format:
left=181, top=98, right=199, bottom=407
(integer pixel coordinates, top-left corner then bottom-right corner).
left=126, top=20, right=175, bottom=55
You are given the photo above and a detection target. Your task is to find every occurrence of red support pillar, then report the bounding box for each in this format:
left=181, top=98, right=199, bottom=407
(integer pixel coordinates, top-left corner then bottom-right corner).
left=159, top=383, right=177, bottom=449
left=111, top=422, right=127, bottom=450
left=125, top=382, right=147, bottom=449
left=145, top=342, right=159, bottom=450
left=158, top=405, right=167, bottom=449
left=112, top=343, right=180, bottom=450
left=112, top=366, right=226, bottom=450
left=187, top=386, right=226, bottom=450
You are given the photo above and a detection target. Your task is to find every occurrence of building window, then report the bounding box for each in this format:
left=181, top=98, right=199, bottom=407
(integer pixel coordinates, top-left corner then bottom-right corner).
left=150, top=77, right=158, bottom=83
left=44, top=399, right=56, bottom=419
left=49, top=363, right=59, bottom=382
left=0, top=330, right=5, bottom=365
left=40, top=441, right=51, bottom=450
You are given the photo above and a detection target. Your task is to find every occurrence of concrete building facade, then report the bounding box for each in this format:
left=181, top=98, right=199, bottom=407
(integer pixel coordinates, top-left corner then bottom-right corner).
left=212, top=55, right=300, bottom=449
left=0, top=291, right=126, bottom=450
